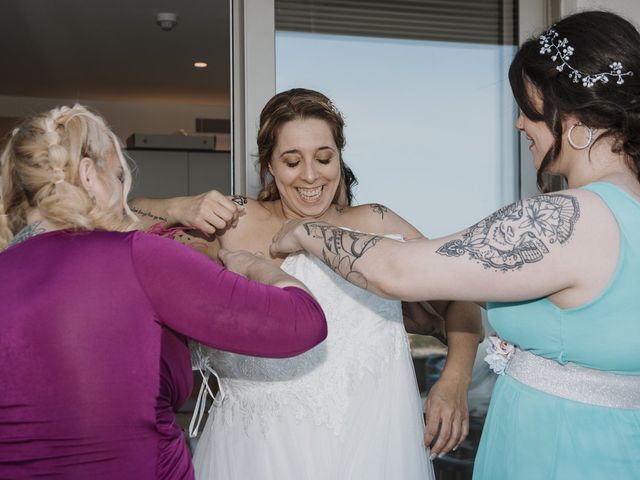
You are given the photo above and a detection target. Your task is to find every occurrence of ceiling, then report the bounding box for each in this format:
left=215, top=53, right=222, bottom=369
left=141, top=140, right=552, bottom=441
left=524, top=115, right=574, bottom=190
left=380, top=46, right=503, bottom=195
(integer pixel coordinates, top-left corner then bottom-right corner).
left=1, top=0, right=231, bottom=105
left=2, top=0, right=516, bottom=107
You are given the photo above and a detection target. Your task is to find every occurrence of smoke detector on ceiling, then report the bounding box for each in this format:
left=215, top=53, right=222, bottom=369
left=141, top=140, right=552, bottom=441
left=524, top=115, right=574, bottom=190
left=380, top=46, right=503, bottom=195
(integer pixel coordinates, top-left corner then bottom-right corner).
left=156, top=12, right=178, bottom=31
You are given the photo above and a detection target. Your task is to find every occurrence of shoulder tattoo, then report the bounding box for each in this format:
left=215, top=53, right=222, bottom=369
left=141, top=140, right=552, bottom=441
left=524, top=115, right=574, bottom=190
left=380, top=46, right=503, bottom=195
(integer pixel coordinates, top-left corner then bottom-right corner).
left=436, top=194, right=580, bottom=271
left=370, top=203, right=388, bottom=220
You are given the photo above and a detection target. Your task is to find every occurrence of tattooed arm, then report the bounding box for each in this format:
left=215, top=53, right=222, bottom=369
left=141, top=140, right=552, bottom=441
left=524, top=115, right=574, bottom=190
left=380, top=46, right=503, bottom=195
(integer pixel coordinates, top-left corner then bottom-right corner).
left=295, top=221, right=386, bottom=291
left=129, top=191, right=246, bottom=233
left=128, top=200, right=168, bottom=229
left=342, top=203, right=442, bottom=332
left=272, top=190, right=614, bottom=304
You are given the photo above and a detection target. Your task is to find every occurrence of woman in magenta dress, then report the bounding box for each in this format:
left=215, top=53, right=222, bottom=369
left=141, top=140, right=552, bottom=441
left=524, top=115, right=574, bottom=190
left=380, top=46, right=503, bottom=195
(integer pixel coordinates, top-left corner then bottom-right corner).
left=0, top=105, right=327, bottom=479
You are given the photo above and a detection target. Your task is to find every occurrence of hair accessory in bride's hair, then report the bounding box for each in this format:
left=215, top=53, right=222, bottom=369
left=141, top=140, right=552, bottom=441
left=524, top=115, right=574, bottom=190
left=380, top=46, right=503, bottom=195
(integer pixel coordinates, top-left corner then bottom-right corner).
left=539, top=27, right=634, bottom=87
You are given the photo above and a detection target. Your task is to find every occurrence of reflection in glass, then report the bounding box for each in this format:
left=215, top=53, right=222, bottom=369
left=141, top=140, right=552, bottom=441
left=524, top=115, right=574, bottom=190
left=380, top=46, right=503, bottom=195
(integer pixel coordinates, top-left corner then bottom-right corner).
left=276, top=30, right=517, bottom=237
left=275, top=0, right=518, bottom=238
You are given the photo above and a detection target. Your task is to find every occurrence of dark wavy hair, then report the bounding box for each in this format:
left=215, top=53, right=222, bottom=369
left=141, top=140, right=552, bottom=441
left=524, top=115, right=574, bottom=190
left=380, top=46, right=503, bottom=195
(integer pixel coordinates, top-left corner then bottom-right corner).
left=509, top=11, right=640, bottom=191
left=256, top=88, right=358, bottom=207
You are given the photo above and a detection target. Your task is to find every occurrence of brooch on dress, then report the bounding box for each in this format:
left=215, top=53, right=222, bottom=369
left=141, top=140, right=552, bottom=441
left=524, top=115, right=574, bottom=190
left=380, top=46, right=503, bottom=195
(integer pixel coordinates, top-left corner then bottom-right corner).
left=484, top=333, right=515, bottom=375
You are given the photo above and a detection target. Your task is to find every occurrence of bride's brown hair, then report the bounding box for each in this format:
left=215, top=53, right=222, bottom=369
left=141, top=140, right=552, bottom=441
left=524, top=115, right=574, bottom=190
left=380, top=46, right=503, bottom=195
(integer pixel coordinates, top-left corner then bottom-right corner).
left=256, top=88, right=357, bottom=207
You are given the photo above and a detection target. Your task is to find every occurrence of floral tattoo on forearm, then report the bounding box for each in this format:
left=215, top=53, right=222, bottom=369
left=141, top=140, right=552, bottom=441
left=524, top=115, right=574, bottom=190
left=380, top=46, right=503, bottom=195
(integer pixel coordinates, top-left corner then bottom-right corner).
left=436, top=194, right=580, bottom=271
left=303, top=222, right=382, bottom=289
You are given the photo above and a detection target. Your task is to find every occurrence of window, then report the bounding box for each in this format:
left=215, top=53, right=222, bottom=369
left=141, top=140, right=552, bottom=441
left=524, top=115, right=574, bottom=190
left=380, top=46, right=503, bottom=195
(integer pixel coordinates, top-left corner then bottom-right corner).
left=275, top=0, right=519, bottom=237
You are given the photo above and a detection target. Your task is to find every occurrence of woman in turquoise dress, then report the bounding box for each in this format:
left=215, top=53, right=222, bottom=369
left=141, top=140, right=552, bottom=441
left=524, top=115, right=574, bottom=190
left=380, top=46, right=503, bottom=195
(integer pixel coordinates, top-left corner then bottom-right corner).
left=270, top=10, right=640, bottom=480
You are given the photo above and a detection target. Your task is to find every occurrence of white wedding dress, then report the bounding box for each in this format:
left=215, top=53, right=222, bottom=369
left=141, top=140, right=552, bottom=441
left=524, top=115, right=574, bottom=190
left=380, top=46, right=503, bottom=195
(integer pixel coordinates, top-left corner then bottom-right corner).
left=191, top=252, right=434, bottom=480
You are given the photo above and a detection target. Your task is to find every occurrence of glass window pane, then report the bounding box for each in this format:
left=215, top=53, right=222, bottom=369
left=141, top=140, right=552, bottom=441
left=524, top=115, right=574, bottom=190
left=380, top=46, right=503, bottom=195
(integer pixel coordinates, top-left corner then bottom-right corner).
left=275, top=0, right=518, bottom=238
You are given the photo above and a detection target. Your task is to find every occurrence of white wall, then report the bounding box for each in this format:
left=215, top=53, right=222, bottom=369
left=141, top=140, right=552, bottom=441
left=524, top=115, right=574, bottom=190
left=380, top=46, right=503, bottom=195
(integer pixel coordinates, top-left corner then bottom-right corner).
left=560, top=0, right=640, bottom=24
left=0, top=95, right=231, bottom=150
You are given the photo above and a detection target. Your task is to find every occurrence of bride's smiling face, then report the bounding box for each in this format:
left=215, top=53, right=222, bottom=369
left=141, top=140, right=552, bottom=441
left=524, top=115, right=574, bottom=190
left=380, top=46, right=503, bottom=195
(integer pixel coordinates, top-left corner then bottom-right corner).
left=270, top=118, right=341, bottom=220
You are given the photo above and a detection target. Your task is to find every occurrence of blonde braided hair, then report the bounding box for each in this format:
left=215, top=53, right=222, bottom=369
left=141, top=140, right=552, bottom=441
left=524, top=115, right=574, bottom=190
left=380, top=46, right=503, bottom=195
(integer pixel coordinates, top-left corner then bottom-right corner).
left=0, top=104, right=136, bottom=250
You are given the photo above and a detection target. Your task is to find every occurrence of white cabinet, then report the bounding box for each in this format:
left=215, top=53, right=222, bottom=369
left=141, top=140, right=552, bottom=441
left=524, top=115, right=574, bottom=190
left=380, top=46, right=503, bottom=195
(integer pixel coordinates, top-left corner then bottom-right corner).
left=126, top=149, right=231, bottom=199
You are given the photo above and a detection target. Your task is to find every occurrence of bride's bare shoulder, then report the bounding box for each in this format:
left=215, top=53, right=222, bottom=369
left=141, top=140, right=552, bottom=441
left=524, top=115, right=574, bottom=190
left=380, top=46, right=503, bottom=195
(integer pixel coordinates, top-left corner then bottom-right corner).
left=334, top=203, right=424, bottom=239
left=218, top=197, right=282, bottom=248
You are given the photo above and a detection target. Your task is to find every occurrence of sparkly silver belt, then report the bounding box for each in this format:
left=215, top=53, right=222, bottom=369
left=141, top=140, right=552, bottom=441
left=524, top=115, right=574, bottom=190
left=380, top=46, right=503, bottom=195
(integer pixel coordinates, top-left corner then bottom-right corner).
left=505, top=348, right=640, bottom=409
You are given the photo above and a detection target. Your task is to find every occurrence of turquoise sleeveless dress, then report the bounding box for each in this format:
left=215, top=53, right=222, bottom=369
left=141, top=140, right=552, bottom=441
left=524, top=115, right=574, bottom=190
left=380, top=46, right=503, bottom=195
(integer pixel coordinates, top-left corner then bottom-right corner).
left=473, top=182, right=640, bottom=479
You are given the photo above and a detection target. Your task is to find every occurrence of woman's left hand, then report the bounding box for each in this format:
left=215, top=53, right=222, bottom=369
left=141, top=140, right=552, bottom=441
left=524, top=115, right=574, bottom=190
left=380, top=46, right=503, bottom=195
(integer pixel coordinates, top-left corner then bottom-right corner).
left=423, top=372, right=470, bottom=459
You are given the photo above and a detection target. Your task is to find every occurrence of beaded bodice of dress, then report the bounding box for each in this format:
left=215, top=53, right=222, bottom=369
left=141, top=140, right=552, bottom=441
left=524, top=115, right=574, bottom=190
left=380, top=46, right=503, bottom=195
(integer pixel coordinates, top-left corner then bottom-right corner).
left=193, top=251, right=410, bottom=435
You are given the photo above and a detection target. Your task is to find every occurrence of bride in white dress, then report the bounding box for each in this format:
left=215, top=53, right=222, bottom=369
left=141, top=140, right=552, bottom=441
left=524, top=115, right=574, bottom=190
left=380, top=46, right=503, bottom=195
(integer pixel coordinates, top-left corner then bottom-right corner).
left=192, top=249, right=432, bottom=479
left=134, top=89, right=482, bottom=479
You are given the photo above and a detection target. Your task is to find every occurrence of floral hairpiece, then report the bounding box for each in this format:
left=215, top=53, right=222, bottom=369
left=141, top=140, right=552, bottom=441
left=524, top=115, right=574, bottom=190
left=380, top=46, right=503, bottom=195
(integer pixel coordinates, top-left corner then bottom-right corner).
left=539, top=27, right=634, bottom=87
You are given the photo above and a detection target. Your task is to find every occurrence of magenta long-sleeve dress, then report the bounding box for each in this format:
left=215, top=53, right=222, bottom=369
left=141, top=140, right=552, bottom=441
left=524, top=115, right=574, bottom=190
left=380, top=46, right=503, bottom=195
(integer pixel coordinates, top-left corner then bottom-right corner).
left=0, top=230, right=326, bottom=479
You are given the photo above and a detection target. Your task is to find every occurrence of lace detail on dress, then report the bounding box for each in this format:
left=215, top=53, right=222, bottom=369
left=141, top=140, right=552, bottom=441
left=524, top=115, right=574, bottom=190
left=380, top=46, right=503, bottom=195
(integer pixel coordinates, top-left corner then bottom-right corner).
left=193, top=252, right=409, bottom=437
